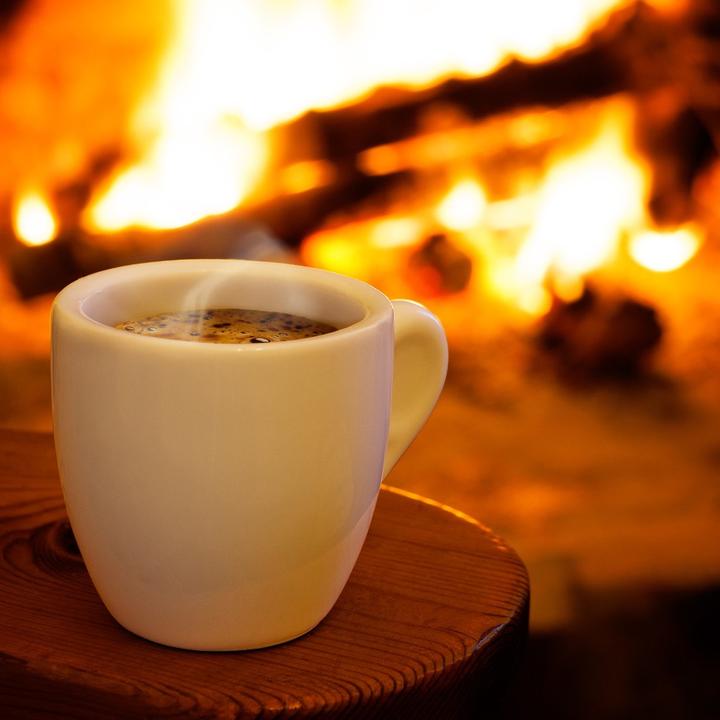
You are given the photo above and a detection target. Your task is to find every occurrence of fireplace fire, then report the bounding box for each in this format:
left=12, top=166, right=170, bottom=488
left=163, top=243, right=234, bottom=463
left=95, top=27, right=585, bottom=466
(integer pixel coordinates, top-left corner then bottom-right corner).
left=0, top=0, right=718, bottom=399
left=302, top=95, right=704, bottom=314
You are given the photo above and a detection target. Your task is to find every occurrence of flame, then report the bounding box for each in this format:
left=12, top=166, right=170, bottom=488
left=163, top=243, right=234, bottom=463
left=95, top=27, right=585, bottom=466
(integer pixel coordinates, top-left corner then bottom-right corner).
left=303, top=95, right=705, bottom=318
left=85, top=125, right=265, bottom=231
left=85, top=0, right=632, bottom=233
left=629, top=226, right=701, bottom=272
left=85, top=1, right=268, bottom=233
left=512, top=101, right=647, bottom=293
left=436, top=179, right=487, bottom=232
left=13, top=191, right=58, bottom=247
left=517, top=286, right=553, bottom=316
left=370, top=218, right=425, bottom=249
left=447, top=98, right=651, bottom=315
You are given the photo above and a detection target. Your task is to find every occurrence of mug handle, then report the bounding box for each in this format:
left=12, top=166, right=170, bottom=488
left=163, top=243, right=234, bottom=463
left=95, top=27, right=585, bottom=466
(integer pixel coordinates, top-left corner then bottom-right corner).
left=382, top=300, right=449, bottom=479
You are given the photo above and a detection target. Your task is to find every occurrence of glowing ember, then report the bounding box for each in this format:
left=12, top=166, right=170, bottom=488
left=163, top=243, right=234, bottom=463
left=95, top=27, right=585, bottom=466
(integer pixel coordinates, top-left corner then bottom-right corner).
left=84, top=0, right=632, bottom=233
left=13, top=192, right=58, bottom=247
left=629, top=226, right=701, bottom=272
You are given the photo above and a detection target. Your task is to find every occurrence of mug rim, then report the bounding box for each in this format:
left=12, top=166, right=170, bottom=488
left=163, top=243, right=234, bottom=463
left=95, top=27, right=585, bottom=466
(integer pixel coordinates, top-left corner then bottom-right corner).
left=52, top=259, right=393, bottom=352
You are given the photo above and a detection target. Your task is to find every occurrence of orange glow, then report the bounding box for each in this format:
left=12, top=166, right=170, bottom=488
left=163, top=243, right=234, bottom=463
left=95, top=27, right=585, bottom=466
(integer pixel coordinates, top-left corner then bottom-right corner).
left=630, top=226, right=701, bottom=272
left=359, top=144, right=404, bottom=177
left=84, top=0, right=631, bottom=233
left=645, top=0, right=688, bottom=13
left=279, top=160, right=335, bottom=195
left=302, top=232, right=371, bottom=280
left=13, top=191, right=58, bottom=247
left=554, top=274, right=585, bottom=302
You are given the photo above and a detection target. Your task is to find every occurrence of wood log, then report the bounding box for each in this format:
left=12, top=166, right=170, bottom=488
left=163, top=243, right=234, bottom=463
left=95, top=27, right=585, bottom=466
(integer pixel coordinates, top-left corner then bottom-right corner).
left=280, top=4, right=655, bottom=164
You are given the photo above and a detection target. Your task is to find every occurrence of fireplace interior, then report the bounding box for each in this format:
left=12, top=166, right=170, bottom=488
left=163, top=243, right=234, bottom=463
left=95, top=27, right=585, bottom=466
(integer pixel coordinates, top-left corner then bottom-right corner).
left=1, top=1, right=719, bottom=717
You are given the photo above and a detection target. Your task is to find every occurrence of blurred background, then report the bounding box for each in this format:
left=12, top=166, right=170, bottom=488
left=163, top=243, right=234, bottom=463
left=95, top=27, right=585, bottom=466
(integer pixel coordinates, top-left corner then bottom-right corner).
left=1, top=1, right=719, bottom=716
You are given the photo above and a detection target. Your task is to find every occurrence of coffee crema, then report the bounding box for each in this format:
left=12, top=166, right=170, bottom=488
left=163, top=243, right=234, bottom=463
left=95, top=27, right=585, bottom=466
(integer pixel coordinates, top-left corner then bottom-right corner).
left=115, top=308, right=338, bottom=344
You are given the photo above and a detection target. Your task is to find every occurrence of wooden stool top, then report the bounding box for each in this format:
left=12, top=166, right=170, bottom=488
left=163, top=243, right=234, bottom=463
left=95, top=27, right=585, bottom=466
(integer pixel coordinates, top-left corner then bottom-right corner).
left=0, top=430, right=528, bottom=719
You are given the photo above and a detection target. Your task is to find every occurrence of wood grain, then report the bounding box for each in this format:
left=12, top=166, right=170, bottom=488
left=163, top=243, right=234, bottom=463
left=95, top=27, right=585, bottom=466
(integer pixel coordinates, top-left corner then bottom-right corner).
left=0, top=430, right=528, bottom=719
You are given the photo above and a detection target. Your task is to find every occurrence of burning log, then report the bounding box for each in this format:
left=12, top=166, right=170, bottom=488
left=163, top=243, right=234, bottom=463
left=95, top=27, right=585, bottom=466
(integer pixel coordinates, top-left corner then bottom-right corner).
left=537, top=286, right=663, bottom=380
left=295, top=4, right=664, bottom=165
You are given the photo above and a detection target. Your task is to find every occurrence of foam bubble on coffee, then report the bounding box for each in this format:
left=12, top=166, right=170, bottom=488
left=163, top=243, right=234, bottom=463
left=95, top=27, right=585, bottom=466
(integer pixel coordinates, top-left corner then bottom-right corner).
left=115, top=308, right=337, bottom=343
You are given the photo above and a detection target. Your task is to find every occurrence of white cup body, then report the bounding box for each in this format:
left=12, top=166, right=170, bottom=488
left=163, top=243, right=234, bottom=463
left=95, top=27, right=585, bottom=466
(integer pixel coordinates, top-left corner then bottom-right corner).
left=52, top=259, right=445, bottom=650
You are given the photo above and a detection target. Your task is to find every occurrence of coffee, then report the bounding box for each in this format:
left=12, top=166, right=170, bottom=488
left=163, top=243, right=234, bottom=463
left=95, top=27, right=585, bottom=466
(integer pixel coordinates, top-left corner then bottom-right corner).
left=115, top=308, right=337, bottom=344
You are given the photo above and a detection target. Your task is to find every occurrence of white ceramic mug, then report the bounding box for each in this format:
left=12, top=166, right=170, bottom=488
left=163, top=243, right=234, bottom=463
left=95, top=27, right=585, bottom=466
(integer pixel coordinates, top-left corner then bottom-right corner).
left=52, top=259, right=448, bottom=650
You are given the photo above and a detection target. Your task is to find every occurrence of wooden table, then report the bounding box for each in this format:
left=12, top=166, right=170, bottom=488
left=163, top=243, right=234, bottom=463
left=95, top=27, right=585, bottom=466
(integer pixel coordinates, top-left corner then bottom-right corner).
left=0, top=430, right=528, bottom=719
